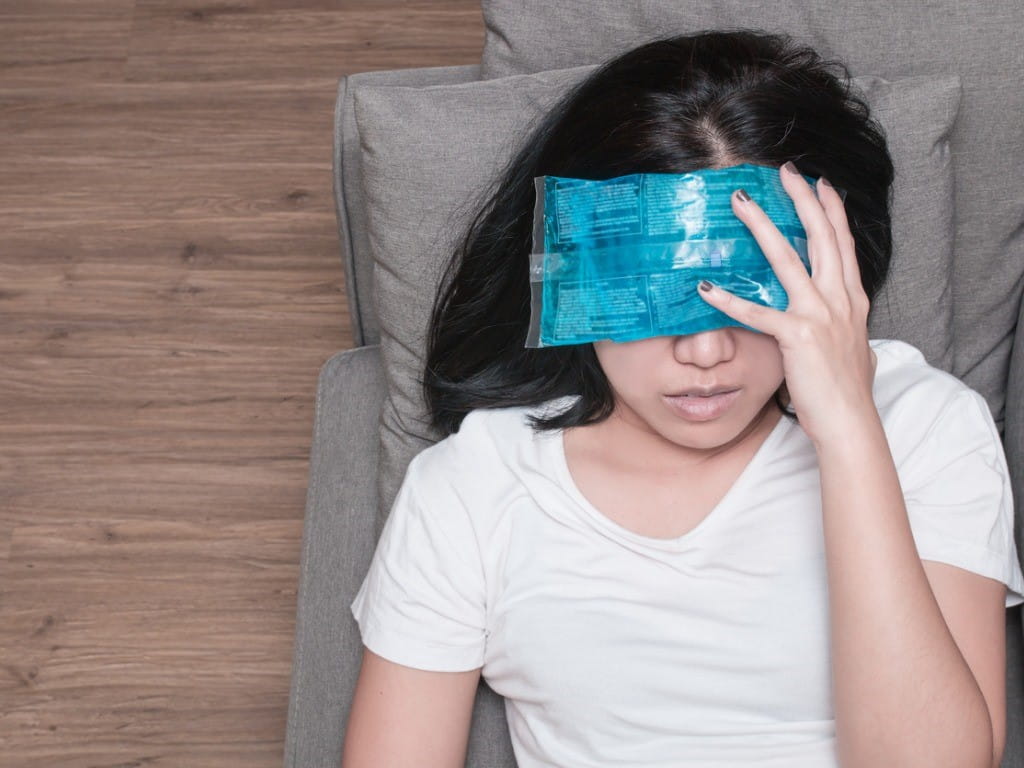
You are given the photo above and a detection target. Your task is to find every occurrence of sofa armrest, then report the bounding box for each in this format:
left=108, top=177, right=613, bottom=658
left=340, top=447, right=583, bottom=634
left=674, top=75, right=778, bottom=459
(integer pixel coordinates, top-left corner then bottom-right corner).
left=1002, top=289, right=1024, bottom=768
left=1005, top=291, right=1024, bottom=586
left=283, top=345, right=386, bottom=768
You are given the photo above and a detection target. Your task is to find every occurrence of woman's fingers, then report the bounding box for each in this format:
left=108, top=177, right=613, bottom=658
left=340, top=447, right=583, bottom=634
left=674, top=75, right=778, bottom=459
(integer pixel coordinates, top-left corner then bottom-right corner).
left=715, top=163, right=871, bottom=337
left=776, top=163, right=848, bottom=306
left=696, top=280, right=787, bottom=339
left=815, top=176, right=871, bottom=317
left=730, top=186, right=815, bottom=308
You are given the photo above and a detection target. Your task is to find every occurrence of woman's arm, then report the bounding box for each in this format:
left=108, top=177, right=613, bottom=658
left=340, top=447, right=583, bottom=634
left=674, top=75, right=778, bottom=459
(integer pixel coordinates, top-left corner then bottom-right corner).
left=342, top=646, right=481, bottom=768
left=696, top=166, right=1007, bottom=767
left=817, top=410, right=1004, bottom=768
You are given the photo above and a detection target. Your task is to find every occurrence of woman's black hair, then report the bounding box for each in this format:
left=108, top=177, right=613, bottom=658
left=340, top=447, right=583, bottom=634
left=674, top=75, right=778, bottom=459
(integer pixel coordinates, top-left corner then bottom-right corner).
left=423, top=28, right=895, bottom=436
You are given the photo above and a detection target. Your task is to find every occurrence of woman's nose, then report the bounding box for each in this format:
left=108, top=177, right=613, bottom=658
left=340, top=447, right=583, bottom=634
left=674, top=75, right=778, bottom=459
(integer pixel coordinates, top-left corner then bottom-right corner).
left=672, top=327, right=737, bottom=368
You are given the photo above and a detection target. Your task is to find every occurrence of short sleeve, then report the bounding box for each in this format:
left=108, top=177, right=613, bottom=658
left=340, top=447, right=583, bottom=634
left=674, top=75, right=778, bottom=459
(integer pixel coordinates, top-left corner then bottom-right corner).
left=350, top=454, right=488, bottom=671
left=898, top=389, right=1024, bottom=608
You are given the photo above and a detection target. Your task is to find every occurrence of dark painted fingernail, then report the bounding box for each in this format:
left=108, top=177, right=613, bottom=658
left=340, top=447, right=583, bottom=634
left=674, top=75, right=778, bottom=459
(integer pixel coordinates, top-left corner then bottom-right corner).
left=782, top=160, right=799, bottom=175
left=820, top=176, right=833, bottom=188
left=735, top=188, right=751, bottom=202
left=698, top=280, right=713, bottom=292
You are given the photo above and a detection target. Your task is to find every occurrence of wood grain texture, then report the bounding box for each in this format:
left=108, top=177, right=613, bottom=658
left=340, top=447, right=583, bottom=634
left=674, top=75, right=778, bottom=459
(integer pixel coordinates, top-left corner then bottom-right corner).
left=0, top=1, right=485, bottom=764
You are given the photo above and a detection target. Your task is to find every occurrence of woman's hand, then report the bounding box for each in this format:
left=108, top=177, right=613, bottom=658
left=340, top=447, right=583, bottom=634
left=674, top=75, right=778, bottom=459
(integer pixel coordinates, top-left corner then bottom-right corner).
left=696, top=162, right=879, bottom=448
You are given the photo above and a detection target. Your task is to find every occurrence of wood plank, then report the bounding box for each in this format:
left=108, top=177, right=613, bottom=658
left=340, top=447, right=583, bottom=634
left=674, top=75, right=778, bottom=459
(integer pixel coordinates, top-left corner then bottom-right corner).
left=127, top=1, right=485, bottom=81
left=0, top=79, right=337, bottom=165
left=0, top=0, right=135, bottom=84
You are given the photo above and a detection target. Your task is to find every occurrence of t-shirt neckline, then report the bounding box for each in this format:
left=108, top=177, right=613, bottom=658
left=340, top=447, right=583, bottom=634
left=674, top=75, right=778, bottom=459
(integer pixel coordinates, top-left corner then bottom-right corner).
left=546, top=409, right=794, bottom=552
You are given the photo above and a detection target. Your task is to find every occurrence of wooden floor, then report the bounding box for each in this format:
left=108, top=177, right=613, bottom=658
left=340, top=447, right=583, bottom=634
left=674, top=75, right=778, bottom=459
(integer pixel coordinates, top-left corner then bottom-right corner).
left=0, top=2, right=484, bottom=765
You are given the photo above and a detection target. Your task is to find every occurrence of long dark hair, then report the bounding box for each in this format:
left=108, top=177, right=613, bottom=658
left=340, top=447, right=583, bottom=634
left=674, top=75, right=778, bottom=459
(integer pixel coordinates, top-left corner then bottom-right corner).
left=424, top=29, right=894, bottom=437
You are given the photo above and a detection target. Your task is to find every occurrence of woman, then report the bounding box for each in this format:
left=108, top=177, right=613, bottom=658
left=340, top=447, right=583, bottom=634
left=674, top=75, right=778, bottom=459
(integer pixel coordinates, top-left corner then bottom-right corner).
left=344, top=29, right=1024, bottom=768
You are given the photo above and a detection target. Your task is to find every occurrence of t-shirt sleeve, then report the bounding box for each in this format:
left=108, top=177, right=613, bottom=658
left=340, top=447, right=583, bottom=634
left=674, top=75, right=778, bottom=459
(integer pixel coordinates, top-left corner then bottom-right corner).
left=349, top=453, right=488, bottom=672
left=898, top=388, right=1024, bottom=608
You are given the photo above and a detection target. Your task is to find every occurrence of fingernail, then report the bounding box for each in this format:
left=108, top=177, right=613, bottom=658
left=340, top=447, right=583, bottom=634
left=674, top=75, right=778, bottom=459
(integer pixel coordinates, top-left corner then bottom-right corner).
left=735, top=188, right=751, bottom=202
left=782, top=160, right=799, bottom=175
left=698, top=279, right=713, bottom=292
left=820, top=176, right=833, bottom=188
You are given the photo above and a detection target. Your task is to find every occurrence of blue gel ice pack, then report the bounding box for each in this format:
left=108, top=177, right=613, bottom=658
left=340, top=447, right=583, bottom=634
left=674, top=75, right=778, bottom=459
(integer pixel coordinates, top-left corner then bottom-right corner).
left=525, top=163, right=819, bottom=348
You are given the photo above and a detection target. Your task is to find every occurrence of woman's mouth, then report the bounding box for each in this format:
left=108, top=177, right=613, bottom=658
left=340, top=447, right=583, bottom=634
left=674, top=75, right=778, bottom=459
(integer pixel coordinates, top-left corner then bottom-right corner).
left=662, top=389, right=741, bottom=422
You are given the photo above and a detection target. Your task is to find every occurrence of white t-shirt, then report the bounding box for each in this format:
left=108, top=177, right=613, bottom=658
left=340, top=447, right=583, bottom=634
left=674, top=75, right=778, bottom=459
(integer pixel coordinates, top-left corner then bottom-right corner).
left=350, top=338, right=1024, bottom=768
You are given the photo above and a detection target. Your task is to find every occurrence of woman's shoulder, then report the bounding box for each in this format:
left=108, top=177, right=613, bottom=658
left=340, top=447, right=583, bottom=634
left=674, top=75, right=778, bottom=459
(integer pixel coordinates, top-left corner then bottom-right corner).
left=870, top=338, right=981, bottom=411
left=404, top=396, right=577, bottom=493
left=452, top=395, right=579, bottom=447
left=869, top=338, right=995, bottom=452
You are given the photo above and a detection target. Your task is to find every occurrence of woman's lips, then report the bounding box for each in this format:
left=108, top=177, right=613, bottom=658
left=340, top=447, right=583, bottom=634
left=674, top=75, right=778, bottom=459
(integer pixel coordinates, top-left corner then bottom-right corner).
left=662, top=389, right=741, bottom=422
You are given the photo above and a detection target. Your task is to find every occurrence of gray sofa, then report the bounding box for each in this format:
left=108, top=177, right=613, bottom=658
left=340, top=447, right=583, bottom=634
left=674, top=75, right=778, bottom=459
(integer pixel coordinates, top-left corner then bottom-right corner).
left=284, top=6, right=1024, bottom=766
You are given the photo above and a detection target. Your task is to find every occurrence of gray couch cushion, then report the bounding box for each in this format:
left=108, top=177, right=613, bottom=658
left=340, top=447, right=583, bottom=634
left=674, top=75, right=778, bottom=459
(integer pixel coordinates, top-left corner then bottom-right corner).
left=334, top=65, right=480, bottom=347
left=353, top=66, right=960, bottom=518
left=478, top=2, right=1024, bottom=435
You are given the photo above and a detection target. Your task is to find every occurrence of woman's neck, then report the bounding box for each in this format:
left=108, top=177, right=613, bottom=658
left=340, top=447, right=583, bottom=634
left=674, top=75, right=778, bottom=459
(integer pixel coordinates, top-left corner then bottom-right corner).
left=570, top=398, right=784, bottom=477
